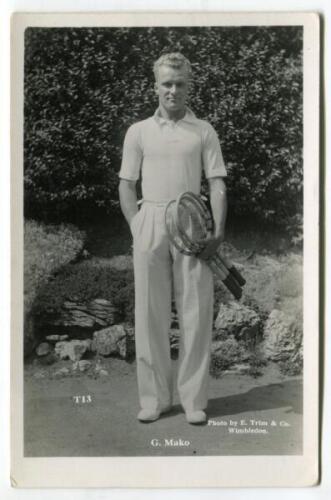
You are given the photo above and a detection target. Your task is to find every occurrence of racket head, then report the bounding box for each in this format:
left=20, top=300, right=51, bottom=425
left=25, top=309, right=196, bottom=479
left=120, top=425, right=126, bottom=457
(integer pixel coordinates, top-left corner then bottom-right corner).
left=175, top=193, right=211, bottom=252
left=181, top=192, right=214, bottom=232
left=164, top=200, right=193, bottom=255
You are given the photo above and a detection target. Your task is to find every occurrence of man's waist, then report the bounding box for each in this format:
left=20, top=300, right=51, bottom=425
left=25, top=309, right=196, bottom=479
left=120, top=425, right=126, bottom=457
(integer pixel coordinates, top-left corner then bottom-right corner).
left=138, top=198, right=174, bottom=207
left=138, top=193, right=206, bottom=207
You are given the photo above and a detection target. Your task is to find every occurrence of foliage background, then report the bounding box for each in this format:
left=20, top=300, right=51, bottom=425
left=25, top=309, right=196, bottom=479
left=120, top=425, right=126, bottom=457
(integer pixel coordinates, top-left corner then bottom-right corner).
left=24, top=26, right=303, bottom=230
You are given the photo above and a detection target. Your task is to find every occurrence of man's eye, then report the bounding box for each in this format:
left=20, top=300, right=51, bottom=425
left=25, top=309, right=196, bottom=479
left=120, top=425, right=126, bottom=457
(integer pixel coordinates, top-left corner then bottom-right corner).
left=163, top=82, right=184, bottom=89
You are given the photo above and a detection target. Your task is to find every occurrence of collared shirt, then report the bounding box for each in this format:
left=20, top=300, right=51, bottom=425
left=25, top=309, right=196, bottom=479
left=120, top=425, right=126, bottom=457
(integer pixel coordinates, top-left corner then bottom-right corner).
left=119, top=107, right=227, bottom=202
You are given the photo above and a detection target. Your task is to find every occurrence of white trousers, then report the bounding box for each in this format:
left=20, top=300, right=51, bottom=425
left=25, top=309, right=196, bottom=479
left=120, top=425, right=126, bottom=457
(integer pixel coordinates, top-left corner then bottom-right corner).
left=131, top=201, right=214, bottom=413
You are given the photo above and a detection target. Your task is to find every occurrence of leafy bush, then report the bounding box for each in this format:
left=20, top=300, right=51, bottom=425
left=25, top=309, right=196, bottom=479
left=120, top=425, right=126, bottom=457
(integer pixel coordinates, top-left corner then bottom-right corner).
left=279, top=354, right=303, bottom=376
left=209, top=336, right=247, bottom=378
left=24, top=26, right=302, bottom=229
left=24, top=220, right=85, bottom=310
left=24, top=220, right=85, bottom=354
left=32, top=259, right=135, bottom=327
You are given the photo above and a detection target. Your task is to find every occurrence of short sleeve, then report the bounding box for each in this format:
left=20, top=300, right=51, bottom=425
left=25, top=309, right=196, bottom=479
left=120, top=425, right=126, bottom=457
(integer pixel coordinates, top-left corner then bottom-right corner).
left=202, top=123, right=227, bottom=179
left=118, top=123, right=143, bottom=181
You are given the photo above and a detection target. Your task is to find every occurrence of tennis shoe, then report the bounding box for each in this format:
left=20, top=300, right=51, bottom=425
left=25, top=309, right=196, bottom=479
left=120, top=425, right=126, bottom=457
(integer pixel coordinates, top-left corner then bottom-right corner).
left=137, top=404, right=172, bottom=422
left=185, top=410, right=207, bottom=424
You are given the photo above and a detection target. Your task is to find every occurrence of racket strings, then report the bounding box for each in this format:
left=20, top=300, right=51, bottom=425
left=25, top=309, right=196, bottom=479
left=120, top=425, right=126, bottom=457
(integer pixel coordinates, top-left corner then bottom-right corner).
left=165, top=201, right=192, bottom=255
left=176, top=199, right=208, bottom=254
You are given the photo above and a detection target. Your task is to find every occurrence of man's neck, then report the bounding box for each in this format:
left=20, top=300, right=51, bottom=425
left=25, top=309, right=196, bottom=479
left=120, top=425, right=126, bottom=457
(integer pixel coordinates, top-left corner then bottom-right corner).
left=158, top=104, right=186, bottom=123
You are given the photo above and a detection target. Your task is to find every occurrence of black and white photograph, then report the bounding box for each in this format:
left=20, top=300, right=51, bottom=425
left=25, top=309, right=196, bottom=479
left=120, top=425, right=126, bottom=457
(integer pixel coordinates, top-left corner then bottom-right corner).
left=10, top=11, right=320, bottom=488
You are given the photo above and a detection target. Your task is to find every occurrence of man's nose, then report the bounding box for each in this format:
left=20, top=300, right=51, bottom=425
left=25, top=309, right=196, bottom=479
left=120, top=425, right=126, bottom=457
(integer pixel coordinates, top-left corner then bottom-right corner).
left=170, top=84, right=178, bottom=93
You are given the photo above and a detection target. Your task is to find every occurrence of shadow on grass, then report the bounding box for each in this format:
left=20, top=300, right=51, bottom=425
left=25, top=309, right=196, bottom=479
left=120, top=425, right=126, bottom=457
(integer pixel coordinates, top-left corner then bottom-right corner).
left=207, top=379, right=303, bottom=418
left=135, top=379, right=303, bottom=425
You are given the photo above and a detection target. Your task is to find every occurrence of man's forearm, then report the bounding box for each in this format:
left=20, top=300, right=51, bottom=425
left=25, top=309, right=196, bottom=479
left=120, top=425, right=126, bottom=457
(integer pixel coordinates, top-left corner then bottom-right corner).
left=197, top=177, right=227, bottom=260
left=119, top=179, right=139, bottom=226
left=209, top=178, right=227, bottom=239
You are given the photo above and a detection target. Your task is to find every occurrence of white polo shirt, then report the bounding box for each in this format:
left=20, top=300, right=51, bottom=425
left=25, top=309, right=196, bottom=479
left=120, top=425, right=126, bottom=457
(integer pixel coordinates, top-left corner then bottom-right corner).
left=119, top=107, right=227, bottom=202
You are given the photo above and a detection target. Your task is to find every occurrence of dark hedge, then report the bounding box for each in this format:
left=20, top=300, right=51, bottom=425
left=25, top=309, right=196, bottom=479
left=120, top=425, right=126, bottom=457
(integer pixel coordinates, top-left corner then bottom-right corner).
left=24, top=26, right=303, bottom=227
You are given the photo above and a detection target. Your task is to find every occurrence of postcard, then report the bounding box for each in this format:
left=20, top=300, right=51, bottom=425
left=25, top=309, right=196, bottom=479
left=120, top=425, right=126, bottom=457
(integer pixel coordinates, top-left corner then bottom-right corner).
left=11, top=11, right=320, bottom=487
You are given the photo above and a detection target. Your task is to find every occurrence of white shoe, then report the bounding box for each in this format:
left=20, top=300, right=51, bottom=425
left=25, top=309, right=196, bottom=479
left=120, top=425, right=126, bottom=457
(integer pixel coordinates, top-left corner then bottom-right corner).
left=137, top=404, right=172, bottom=422
left=185, top=410, right=207, bottom=424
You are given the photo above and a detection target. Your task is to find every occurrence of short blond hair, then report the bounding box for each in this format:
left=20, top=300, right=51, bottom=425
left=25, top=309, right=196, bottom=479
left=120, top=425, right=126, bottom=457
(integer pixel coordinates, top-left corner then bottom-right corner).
left=153, top=52, right=192, bottom=80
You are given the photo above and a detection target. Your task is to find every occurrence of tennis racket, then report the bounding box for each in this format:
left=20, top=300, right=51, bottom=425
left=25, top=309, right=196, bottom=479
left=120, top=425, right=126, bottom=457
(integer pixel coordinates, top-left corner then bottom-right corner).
left=177, top=192, right=246, bottom=286
left=165, top=191, right=246, bottom=300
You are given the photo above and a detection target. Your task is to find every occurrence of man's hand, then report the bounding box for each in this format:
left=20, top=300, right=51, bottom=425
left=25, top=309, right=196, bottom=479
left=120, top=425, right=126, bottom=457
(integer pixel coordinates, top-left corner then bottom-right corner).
left=197, top=232, right=225, bottom=261
left=119, top=179, right=139, bottom=229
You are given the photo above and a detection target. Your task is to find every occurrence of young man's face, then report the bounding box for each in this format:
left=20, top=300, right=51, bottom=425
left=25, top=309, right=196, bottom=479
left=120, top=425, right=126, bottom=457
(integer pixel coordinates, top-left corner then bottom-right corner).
left=154, top=65, right=190, bottom=114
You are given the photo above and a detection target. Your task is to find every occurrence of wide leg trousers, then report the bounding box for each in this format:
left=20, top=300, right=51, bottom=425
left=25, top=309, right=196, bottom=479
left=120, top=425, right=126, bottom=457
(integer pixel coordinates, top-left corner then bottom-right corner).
left=131, top=201, right=214, bottom=413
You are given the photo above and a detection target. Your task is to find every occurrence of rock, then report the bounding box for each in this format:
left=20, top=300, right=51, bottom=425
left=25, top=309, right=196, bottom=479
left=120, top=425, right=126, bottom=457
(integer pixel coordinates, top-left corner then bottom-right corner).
left=33, top=370, right=47, bottom=379
left=261, top=309, right=302, bottom=362
left=81, top=249, right=90, bottom=259
left=51, top=298, right=119, bottom=329
left=171, top=301, right=179, bottom=329
left=54, top=367, right=70, bottom=377
left=46, top=334, right=69, bottom=343
left=62, top=301, right=85, bottom=310
left=35, top=342, right=56, bottom=365
left=91, top=298, right=112, bottom=307
left=117, top=338, right=126, bottom=358
left=214, top=301, right=261, bottom=345
left=169, top=329, right=180, bottom=350
left=72, top=360, right=92, bottom=372
left=223, top=363, right=251, bottom=375
left=94, top=359, right=104, bottom=371
left=55, top=339, right=92, bottom=361
left=57, top=309, right=102, bottom=328
left=77, top=360, right=92, bottom=372
left=91, top=325, right=127, bottom=358
left=231, top=363, right=251, bottom=374
left=93, top=360, right=109, bottom=377
left=36, top=342, right=52, bottom=356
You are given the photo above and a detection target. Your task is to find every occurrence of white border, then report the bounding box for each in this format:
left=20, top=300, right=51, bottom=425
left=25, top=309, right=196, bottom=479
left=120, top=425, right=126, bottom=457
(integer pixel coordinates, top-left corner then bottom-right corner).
left=10, top=10, right=320, bottom=489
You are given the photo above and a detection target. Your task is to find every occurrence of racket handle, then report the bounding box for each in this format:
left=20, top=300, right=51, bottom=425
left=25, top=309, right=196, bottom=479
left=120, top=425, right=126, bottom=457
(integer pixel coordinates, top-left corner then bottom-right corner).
left=212, top=253, right=231, bottom=278
left=228, top=265, right=246, bottom=287
left=208, top=260, right=242, bottom=300
left=208, top=258, right=228, bottom=281
left=223, top=274, right=243, bottom=300
left=217, top=251, right=246, bottom=287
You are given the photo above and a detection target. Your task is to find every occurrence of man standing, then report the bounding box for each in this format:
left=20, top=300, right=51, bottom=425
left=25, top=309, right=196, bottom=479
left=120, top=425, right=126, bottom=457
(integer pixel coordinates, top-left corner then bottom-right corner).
left=119, top=53, right=227, bottom=424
